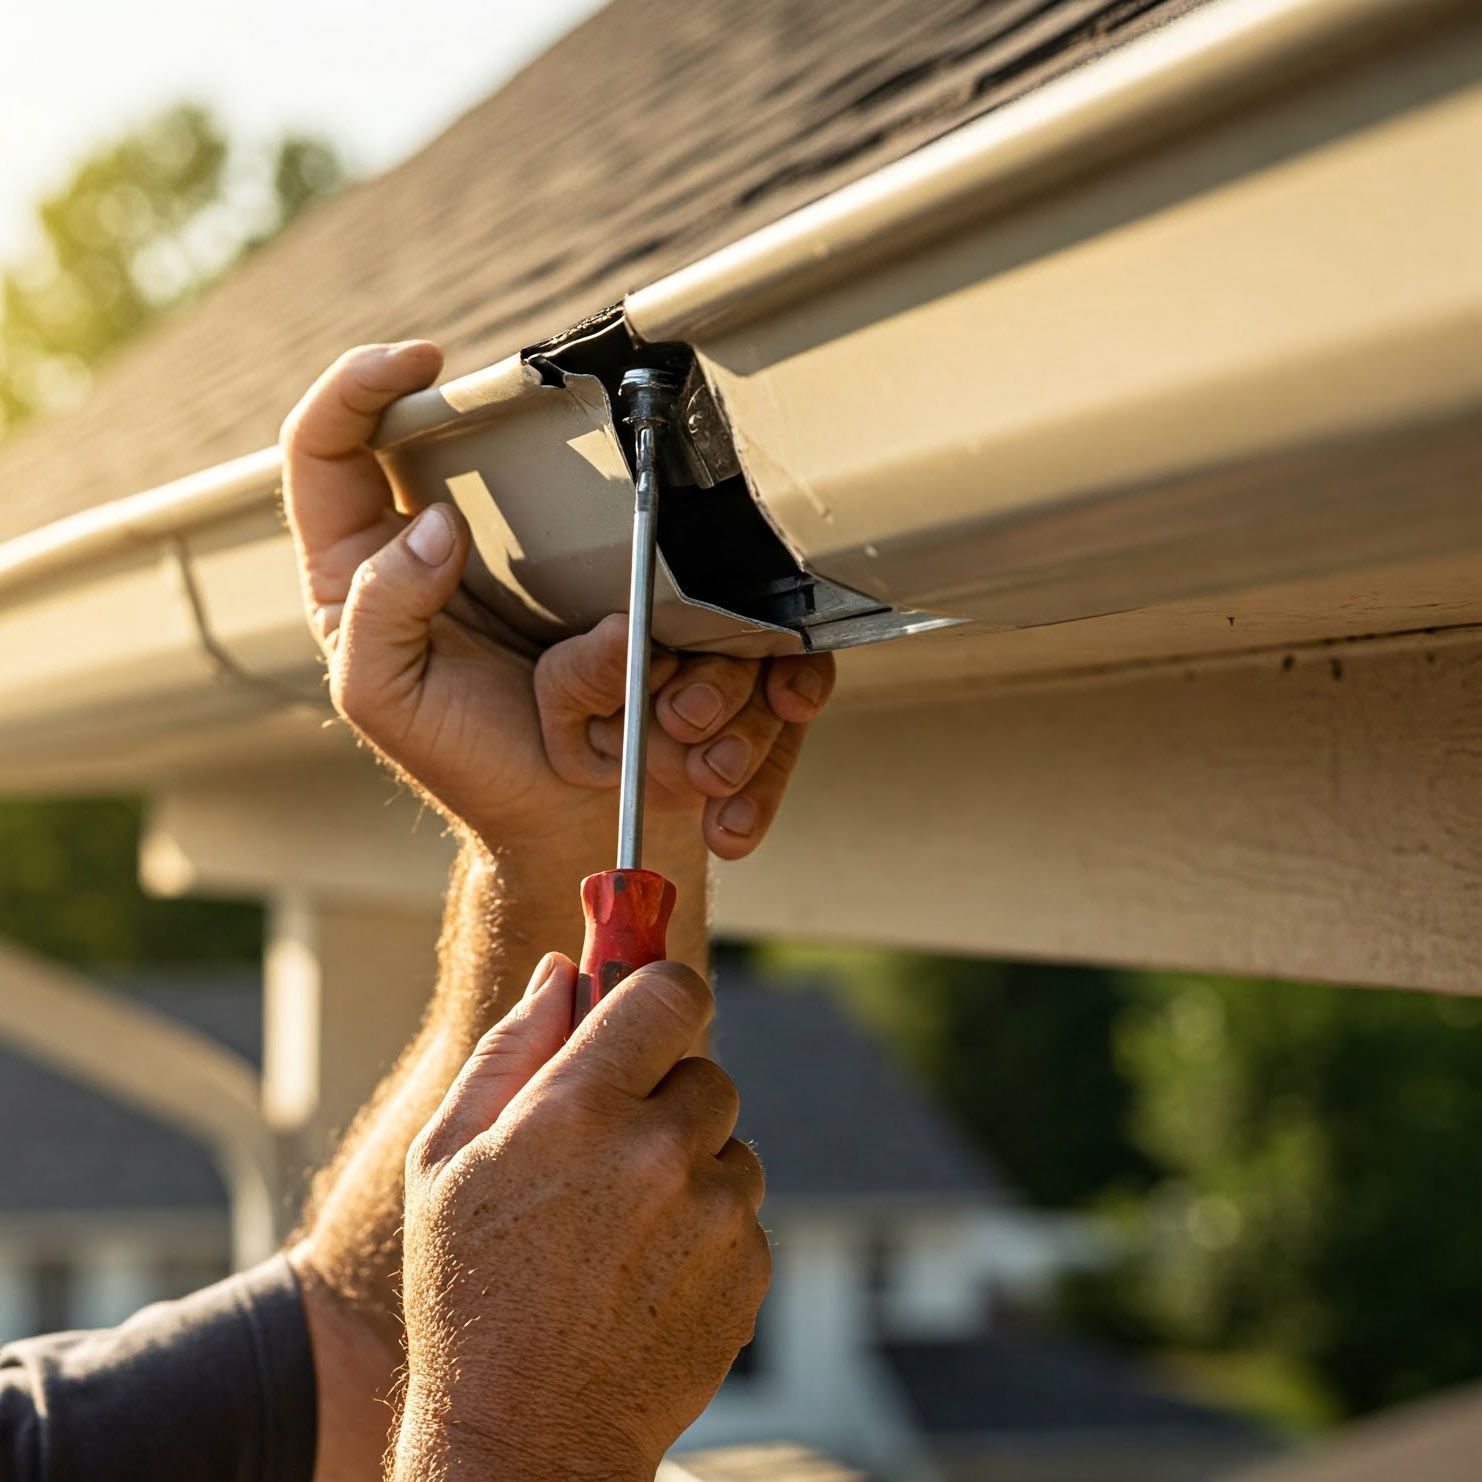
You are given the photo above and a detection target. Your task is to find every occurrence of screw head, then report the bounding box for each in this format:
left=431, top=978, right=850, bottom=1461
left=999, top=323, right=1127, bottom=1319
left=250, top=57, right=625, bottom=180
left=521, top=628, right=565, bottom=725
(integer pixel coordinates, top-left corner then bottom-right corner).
left=618, top=365, right=680, bottom=425
left=619, top=366, right=680, bottom=395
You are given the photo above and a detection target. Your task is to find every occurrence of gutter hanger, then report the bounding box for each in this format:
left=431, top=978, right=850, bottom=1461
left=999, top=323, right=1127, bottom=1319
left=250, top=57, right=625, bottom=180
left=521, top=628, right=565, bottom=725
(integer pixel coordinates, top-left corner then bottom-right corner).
left=0, top=445, right=282, bottom=600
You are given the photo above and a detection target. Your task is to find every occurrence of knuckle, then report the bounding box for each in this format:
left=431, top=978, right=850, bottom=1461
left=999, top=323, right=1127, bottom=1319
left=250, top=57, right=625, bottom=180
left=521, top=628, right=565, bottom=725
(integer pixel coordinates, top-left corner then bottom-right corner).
left=326, top=638, right=379, bottom=730
left=531, top=646, right=563, bottom=702
left=631, top=961, right=714, bottom=1030
left=331, top=346, right=384, bottom=399
left=534, top=634, right=611, bottom=716
left=537, top=1070, right=610, bottom=1129
left=749, top=1225, right=774, bottom=1286
left=732, top=1138, right=764, bottom=1182
left=630, top=1118, right=692, bottom=1187
left=405, top=1125, right=439, bottom=1181
left=341, top=558, right=401, bottom=632
left=279, top=401, right=306, bottom=451
left=349, top=555, right=388, bottom=602
left=714, top=1078, right=741, bottom=1120
left=326, top=654, right=361, bottom=723
left=333, top=345, right=373, bottom=375
left=698, top=1169, right=755, bottom=1231
left=723, top=1173, right=757, bottom=1221
left=593, top=612, right=628, bottom=645
left=690, top=1058, right=740, bottom=1114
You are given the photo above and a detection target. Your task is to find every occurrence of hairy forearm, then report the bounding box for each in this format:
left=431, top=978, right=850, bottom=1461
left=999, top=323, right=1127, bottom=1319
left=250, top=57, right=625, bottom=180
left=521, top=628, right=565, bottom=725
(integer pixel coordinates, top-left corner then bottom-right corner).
left=291, top=811, right=708, bottom=1478
left=298, top=815, right=709, bottom=1317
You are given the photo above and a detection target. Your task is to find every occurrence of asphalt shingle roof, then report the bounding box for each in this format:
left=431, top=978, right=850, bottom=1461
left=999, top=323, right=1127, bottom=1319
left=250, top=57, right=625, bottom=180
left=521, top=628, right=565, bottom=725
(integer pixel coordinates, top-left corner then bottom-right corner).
left=0, top=973, right=259, bottom=1215
left=0, top=971, right=1001, bottom=1214
left=0, top=0, right=1193, bottom=545
left=714, top=982, right=1007, bottom=1204
left=882, top=1332, right=1268, bottom=1441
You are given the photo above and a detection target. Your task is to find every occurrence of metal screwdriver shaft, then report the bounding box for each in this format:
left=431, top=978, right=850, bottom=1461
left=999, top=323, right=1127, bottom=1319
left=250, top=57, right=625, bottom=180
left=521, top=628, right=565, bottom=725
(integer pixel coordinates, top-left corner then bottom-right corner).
left=569, top=367, right=681, bottom=1034
left=615, top=371, right=670, bottom=871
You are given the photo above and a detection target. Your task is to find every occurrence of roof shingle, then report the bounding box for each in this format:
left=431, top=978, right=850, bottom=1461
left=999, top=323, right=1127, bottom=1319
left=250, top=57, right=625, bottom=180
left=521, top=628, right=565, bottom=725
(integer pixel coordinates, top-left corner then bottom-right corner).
left=0, top=0, right=1191, bottom=545
left=714, top=982, right=1006, bottom=1204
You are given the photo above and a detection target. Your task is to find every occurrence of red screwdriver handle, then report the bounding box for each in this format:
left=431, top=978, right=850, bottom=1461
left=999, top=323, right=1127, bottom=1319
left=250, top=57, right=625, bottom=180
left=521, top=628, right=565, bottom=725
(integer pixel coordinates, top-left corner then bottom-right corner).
left=572, top=868, right=677, bottom=1034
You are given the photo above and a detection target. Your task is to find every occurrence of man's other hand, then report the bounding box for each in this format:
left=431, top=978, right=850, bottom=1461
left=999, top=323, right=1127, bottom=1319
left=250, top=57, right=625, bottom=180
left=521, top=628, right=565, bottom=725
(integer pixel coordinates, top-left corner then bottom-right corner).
left=393, top=953, right=768, bottom=1482
left=280, top=341, right=834, bottom=858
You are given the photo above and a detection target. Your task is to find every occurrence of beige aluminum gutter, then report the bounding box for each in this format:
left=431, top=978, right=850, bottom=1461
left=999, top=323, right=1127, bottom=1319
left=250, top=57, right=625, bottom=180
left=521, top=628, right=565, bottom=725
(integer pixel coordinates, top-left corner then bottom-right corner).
left=0, top=446, right=283, bottom=600
left=0, top=0, right=1476, bottom=787
left=1, top=0, right=1462, bottom=607
left=637, top=0, right=1482, bottom=626
left=626, top=0, right=1472, bottom=342
left=0, top=353, right=539, bottom=603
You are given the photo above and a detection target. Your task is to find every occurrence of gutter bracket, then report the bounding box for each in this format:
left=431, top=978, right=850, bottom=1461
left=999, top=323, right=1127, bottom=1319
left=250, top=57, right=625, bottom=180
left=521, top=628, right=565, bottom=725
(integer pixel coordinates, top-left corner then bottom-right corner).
left=168, top=536, right=325, bottom=711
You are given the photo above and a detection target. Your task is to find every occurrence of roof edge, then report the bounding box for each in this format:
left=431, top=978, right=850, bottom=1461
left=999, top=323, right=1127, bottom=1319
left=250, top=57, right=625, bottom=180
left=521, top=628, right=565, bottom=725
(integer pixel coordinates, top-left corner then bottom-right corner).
left=625, top=0, right=1468, bottom=342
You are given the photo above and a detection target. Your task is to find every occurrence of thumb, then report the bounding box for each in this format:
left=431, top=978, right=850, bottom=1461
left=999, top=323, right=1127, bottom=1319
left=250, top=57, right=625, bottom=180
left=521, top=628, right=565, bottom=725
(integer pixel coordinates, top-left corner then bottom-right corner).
left=329, top=503, right=469, bottom=732
left=417, top=952, right=577, bottom=1163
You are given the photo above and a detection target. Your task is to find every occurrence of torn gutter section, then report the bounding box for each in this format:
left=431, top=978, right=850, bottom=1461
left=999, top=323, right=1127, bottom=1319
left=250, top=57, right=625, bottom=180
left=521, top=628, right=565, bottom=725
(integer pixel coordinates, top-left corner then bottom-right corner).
left=378, top=306, right=960, bottom=657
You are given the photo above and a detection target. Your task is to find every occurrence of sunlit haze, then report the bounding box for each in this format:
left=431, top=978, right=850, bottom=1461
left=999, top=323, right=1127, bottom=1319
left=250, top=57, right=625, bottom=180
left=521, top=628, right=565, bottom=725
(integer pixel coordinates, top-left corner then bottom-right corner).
left=0, top=0, right=608, bottom=259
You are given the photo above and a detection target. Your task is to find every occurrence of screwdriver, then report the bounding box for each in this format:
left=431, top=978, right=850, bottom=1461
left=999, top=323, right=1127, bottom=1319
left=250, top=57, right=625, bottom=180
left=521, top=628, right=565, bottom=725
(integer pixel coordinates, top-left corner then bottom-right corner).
left=570, top=366, right=681, bottom=1033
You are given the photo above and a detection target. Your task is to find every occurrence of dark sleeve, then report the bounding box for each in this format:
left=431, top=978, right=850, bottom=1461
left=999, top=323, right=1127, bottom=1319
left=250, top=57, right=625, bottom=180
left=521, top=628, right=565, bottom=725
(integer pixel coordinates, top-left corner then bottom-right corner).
left=0, top=1253, right=316, bottom=1482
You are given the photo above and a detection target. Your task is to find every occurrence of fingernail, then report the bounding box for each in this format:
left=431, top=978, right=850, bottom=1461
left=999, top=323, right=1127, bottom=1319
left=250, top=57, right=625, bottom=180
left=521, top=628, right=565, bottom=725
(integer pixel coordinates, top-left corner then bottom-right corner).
left=705, top=735, right=753, bottom=786
left=406, top=506, right=454, bottom=565
left=672, top=682, right=724, bottom=730
left=524, top=952, right=560, bottom=999
left=383, top=338, right=430, bottom=361
left=789, top=666, right=825, bottom=706
left=718, top=796, right=757, bottom=837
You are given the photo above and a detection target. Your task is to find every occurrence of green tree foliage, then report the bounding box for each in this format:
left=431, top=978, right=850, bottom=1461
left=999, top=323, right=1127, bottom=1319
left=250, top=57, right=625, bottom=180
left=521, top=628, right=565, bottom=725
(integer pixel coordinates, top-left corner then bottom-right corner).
left=1, top=103, right=344, bottom=436
left=0, top=104, right=345, bottom=966
left=0, top=797, right=260, bottom=968
left=1102, top=974, right=1482, bottom=1418
left=753, top=943, right=1482, bottom=1423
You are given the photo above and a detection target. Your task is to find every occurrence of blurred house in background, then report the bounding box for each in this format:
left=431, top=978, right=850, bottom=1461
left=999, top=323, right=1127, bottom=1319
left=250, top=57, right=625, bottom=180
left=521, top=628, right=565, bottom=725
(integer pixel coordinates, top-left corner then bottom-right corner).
left=0, top=973, right=245, bottom=1340
left=0, top=968, right=1268, bottom=1481
left=695, top=982, right=1270, bottom=1480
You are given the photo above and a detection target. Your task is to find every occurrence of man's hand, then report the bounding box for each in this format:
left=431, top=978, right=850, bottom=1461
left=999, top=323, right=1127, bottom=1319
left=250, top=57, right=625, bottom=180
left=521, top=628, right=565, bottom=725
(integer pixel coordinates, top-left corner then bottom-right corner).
left=393, top=952, right=766, bottom=1482
left=281, top=341, right=834, bottom=859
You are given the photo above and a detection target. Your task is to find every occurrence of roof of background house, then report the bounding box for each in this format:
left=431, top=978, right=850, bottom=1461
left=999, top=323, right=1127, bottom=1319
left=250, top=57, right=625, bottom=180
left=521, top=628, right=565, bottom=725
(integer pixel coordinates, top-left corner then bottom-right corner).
left=665, top=1446, right=870, bottom=1482
left=0, top=0, right=1192, bottom=546
left=1231, top=1380, right=1482, bottom=1482
left=882, top=1332, right=1270, bottom=1447
left=0, top=971, right=1003, bottom=1215
left=0, top=972, right=258, bottom=1216
left=714, top=979, right=1007, bottom=1205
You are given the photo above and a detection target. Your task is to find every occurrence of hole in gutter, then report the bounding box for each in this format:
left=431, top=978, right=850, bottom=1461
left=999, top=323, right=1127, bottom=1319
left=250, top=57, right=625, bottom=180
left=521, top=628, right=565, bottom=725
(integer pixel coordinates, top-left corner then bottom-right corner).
left=518, top=312, right=906, bottom=650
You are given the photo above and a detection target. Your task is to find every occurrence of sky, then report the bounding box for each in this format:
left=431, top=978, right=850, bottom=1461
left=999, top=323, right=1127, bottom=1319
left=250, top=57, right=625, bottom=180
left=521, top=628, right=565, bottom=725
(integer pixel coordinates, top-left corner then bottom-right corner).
left=0, top=0, right=609, bottom=259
